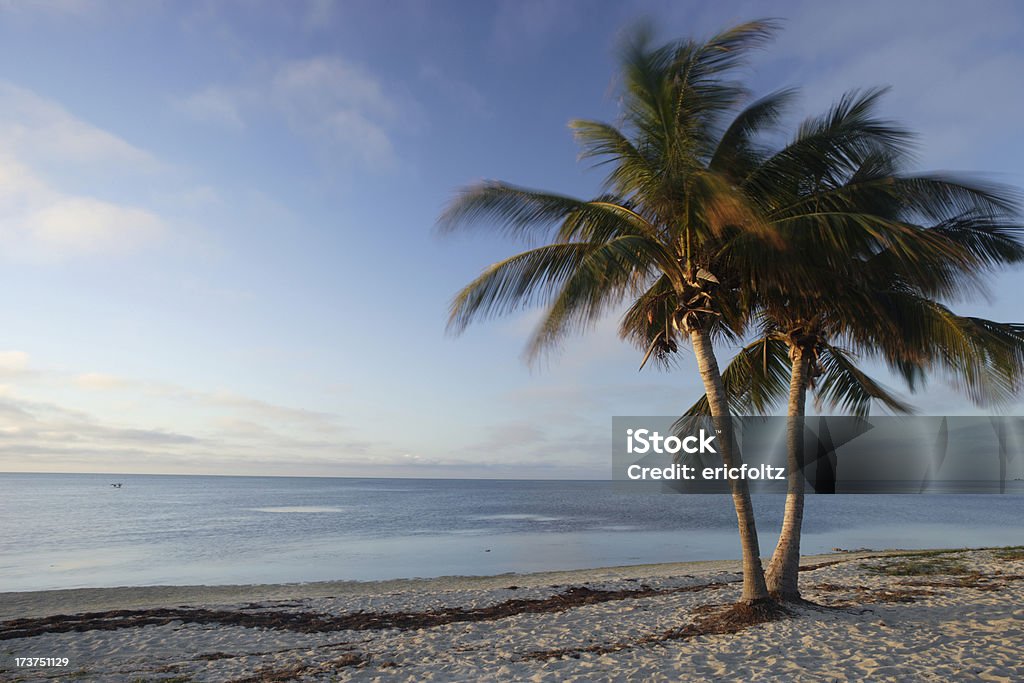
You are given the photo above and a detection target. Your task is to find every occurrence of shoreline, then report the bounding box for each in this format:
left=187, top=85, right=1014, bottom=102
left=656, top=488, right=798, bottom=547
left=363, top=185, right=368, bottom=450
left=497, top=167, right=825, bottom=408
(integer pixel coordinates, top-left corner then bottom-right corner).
left=1, top=549, right=901, bottom=620
left=3, top=546, right=1022, bottom=682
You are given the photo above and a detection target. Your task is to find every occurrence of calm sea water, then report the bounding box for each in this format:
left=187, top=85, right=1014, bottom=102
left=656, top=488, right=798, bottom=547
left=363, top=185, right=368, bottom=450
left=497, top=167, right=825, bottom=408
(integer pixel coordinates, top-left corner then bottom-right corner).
left=1, top=473, right=1021, bottom=592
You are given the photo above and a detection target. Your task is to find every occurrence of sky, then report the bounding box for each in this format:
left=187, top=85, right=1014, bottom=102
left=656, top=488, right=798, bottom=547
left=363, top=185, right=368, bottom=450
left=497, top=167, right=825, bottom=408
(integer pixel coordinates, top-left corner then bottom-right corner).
left=0, top=0, right=1022, bottom=479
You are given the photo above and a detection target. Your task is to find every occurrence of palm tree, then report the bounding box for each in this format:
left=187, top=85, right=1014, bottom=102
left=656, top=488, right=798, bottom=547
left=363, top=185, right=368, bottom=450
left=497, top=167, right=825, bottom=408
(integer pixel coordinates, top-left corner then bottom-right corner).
left=440, top=21, right=790, bottom=605
left=659, top=96, right=1024, bottom=601
left=689, top=293, right=1024, bottom=601
left=439, top=20, right=1023, bottom=607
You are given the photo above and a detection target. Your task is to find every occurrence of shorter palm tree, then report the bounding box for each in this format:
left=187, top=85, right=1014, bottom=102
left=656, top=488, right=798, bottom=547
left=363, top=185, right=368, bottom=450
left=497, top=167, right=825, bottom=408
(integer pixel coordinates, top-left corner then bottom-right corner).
left=693, top=296, right=1024, bottom=600
left=657, top=125, right=1024, bottom=599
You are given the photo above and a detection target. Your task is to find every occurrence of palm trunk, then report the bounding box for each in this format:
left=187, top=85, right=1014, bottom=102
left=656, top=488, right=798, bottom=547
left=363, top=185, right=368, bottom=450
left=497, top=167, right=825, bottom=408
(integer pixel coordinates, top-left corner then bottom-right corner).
left=689, top=328, right=770, bottom=604
left=765, top=348, right=809, bottom=600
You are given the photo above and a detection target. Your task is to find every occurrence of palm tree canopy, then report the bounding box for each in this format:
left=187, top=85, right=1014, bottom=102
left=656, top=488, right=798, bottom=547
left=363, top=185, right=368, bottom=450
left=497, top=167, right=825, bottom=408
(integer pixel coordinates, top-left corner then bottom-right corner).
left=440, top=20, right=797, bottom=358
left=439, top=20, right=1024, bottom=411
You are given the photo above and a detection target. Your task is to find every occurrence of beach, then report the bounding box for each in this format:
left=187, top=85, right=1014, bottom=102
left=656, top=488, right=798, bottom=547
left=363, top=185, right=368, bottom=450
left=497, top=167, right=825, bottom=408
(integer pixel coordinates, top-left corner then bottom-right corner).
left=2, top=547, right=1022, bottom=682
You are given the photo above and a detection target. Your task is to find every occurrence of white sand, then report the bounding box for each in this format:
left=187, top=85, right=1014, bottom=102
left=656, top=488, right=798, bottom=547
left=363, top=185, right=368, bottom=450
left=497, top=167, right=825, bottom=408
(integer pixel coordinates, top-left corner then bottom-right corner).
left=1, top=548, right=1021, bottom=682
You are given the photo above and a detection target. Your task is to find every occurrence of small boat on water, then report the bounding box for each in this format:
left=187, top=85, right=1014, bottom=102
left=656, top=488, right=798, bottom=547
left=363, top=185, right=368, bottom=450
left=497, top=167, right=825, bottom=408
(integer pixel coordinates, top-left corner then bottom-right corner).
left=111, top=483, right=123, bottom=488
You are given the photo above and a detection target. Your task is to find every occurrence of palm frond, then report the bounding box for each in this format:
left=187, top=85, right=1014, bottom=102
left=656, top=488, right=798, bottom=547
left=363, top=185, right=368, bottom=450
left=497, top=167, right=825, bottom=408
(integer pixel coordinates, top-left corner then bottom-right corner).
left=447, top=243, right=597, bottom=334
left=814, top=344, right=913, bottom=416
left=438, top=181, right=661, bottom=245
left=441, top=20, right=1024, bottom=426
left=744, top=87, right=914, bottom=202
left=865, top=293, right=1024, bottom=406
left=524, top=235, right=670, bottom=359
left=893, top=174, right=1021, bottom=223
left=570, top=119, right=661, bottom=199
left=619, top=274, right=679, bottom=368
left=683, top=336, right=790, bottom=416
left=926, top=212, right=1024, bottom=268
left=710, top=87, right=799, bottom=177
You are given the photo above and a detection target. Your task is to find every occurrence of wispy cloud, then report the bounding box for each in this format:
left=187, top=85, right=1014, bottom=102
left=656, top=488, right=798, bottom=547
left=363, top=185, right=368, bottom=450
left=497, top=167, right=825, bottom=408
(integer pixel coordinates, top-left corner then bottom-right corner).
left=177, top=56, right=413, bottom=170
left=0, top=81, right=158, bottom=169
left=1, top=361, right=394, bottom=474
left=419, top=64, right=490, bottom=117
left=0, top=156, right=163, bottom=261
left=0, top=83, right=166, bottom=261
left=175, top=86, right=245, bottom=130
left=300, top=0, right=338, bottom=31
left=0, top=352, right=672, bottom=477
left=73, top=372, right=128, bottom=390
left=0, top=351, right=31, bottom=374
left=490, top=0, right=579, bottom=60
left=767, top=0, right=1024, bottom=168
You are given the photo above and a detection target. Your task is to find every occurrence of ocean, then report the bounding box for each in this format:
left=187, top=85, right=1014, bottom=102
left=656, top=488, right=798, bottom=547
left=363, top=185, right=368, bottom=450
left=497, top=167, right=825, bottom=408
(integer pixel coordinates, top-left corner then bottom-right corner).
left=1, top=473, right=1021, bottom=592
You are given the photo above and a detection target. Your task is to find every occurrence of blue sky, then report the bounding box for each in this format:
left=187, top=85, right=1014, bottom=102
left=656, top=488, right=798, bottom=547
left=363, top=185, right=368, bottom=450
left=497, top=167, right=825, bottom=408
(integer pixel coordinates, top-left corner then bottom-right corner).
left=0, top=0, right=1022, bottom=478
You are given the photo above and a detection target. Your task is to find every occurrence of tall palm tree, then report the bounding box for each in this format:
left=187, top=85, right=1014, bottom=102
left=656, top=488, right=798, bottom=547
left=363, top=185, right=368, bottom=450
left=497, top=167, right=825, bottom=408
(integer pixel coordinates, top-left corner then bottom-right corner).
left=658, top=96, right=1024, bottom=601
left=440, top=21, right=792, bottom=605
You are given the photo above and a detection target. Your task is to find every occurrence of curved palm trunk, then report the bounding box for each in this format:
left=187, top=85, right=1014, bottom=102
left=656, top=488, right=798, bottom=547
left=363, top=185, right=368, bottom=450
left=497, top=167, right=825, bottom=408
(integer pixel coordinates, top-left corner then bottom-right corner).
left=689, top=328, right=770, bottom=604
left=765, top=349, right=809, bottom=600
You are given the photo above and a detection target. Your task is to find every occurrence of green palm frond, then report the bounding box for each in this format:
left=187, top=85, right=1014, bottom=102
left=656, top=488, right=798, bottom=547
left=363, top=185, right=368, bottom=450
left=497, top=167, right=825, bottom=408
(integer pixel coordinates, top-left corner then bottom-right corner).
left=523, top=235, right=672, bottom=359
left=683, top=336, right=790, bottom=416
left=447, top=243, right=597, bottom=334
left=892, top=174, right=1021, bottom=223
left=743, top=88, right=913, bottom=201
left=814, top=344, right=913, bottom=417
left=863, top=292, right=1024, bottom=406
left=926, top=212, right=1024, bottom=268
left=617, top=19, right=779, bottom=154
left=918, top=312, right=1024, bottom=407
left=438, top=183, right=591, bottom=241
left=438, top=181, right=662, bottom=245
left=570, top=120, right=661, bottom=199
left=683, top=340, right=915, bottom=420
left=710, top=87, right=799, bottom=177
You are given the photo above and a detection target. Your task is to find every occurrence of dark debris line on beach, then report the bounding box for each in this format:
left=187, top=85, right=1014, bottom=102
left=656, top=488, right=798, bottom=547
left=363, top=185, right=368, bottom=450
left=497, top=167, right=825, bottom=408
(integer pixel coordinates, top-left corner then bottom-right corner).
left=0, top=557, right=869, bottom=641
left=6, top=557, right=1018, bottom=675
left=0, top=581, right=736, bottom=640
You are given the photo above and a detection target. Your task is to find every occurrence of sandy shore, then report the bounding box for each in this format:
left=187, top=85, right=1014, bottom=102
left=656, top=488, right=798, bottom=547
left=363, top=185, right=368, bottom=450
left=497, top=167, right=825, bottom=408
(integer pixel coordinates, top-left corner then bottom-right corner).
left=2, top=547, right=1022, bottom=682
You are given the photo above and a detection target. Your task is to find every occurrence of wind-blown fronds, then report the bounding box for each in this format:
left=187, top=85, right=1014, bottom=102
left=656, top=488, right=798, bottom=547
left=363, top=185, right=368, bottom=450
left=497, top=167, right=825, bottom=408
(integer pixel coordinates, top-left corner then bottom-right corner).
left=710, top=88, right=799, bottom=178
left=522, top=236, right=671, bottom=360
left=868, top=294, right=1024, bottom=407
left=443, top=21, right=799, bottom=363
left=814, top=344, right=912, bottom=417
left=682, top=336, right=791, bottom=416
left=927, top=212, right=1024, bottom=269
left=617, top=19, right=780, bottom=161
left=441, top=20, right=1024, bottom=417
left=447, top=243, right=598, bottom=333
left=438, top=183, right=658, bottom=244
left=571, top=120, right=662, bottom=200
left=743, top=88, right=913, bottom=202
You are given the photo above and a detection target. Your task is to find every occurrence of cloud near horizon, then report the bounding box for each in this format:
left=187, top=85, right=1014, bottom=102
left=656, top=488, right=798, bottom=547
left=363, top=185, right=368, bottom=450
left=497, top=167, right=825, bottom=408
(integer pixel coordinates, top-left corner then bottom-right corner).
left=0, top=349, right=627, bottom=478
left=0, top=353, right=398, bottom=475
